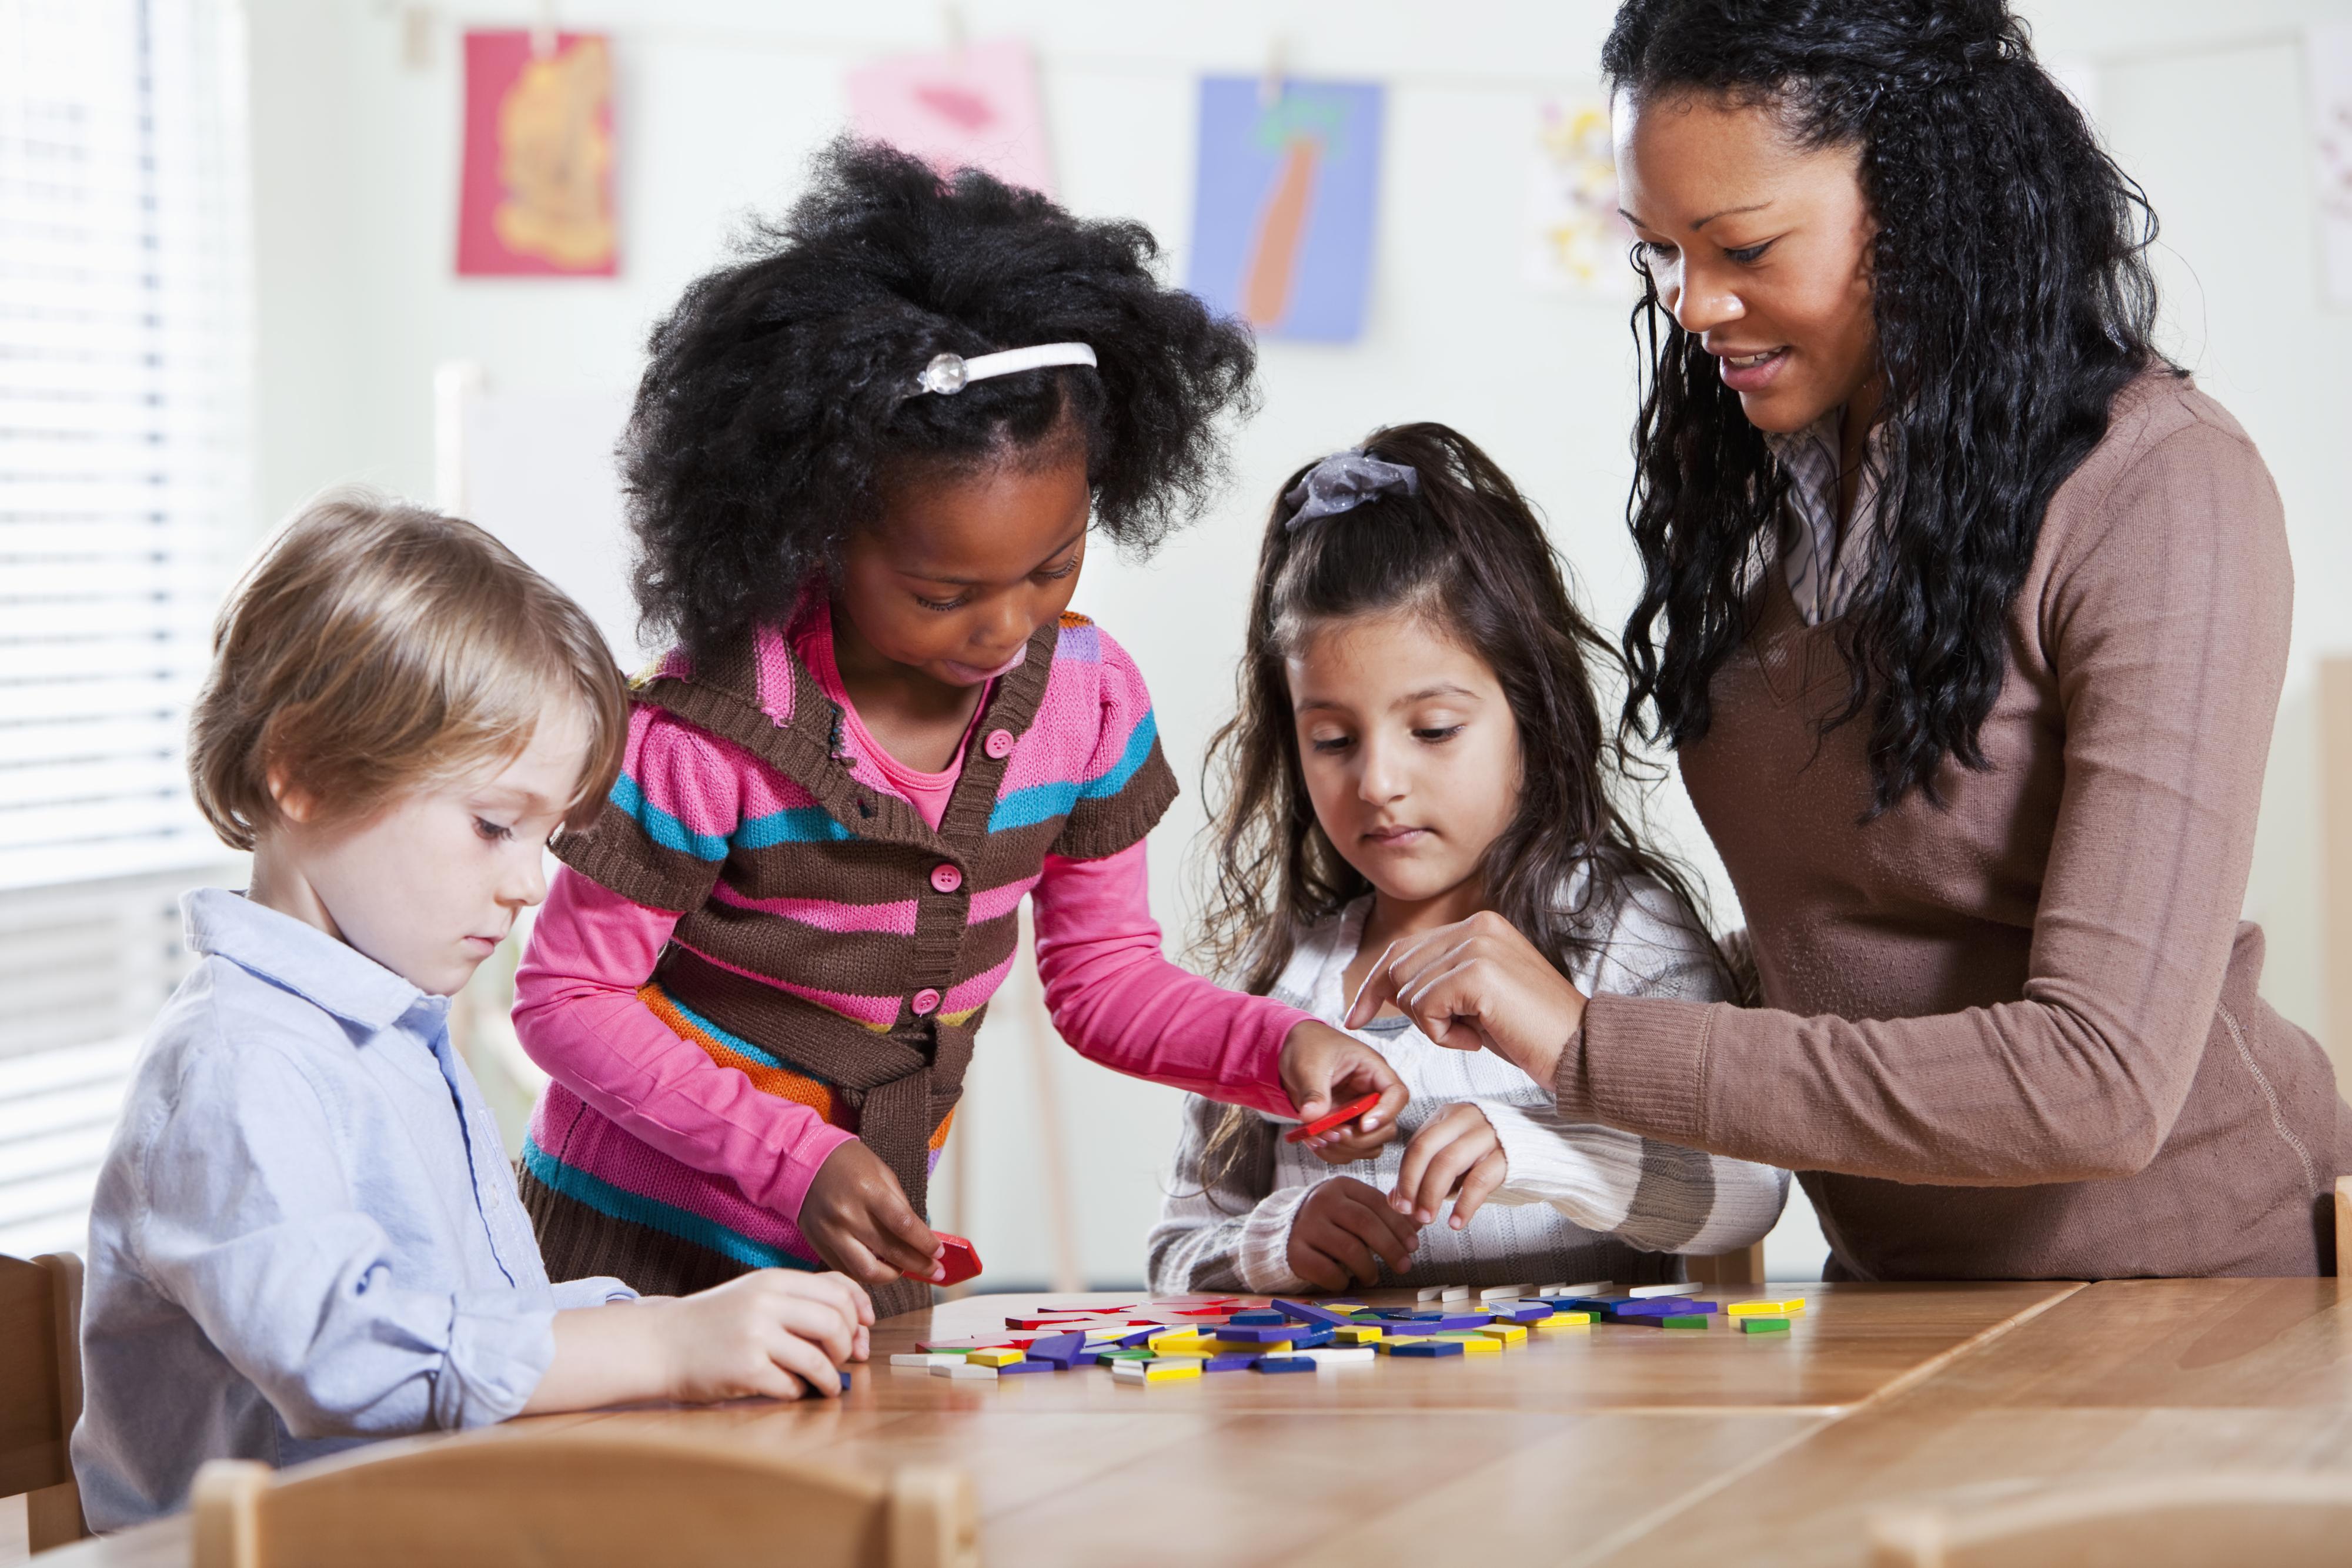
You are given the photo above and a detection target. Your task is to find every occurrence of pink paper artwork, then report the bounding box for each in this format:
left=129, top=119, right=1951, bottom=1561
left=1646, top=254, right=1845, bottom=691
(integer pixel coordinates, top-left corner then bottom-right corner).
left=846, top=38, right=1055, bottom=196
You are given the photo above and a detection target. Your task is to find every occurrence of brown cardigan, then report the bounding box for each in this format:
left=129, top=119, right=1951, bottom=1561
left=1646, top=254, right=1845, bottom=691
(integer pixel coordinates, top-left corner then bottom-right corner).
left=1565, top=372, right=2348, bottom=1279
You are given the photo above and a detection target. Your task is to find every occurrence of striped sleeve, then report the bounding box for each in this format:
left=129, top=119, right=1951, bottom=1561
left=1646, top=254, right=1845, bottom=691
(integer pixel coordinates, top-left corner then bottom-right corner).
left=1048, top=626, right=1180, bottom=862
left=1479, top=878, right=1789, bottom=1255
left=551, top=704, right=747, bottom=914
left=1146, top=1093, right=1313, bottom=1295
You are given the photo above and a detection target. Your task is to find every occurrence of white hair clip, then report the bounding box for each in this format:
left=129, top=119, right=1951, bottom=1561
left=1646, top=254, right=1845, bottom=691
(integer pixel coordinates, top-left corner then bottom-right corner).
left=913, top=342, right=1098, bottom=396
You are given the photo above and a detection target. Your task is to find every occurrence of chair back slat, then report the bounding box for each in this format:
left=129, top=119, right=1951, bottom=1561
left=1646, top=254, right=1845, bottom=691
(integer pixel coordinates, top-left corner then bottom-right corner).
left=193, top=1430, right=979, bottom=1568
left=0, top=1253, right=68, bottom=1497
left=1870, top=1475, right=2352, bottom=1568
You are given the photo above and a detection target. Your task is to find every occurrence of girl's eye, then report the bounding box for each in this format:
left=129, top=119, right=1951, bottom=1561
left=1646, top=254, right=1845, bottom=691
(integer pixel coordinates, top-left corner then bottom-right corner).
left=473, top=816, right=514, bottom=843
left=1413, top=725, right=1465, bottom=744
left=914, top=593, right=968, bottom=613
left=1637, top=238, right=1676, bottom=262
left=1724, top=241, right=1773, bottom=265
left=1309, top=734, right=1354, bottom=755
left=1037, top=554, right=1080, bottom=583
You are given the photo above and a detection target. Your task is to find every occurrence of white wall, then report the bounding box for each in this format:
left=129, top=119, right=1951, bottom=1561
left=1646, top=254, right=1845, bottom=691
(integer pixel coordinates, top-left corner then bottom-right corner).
left=243, top=0, right=2352, bottom=1286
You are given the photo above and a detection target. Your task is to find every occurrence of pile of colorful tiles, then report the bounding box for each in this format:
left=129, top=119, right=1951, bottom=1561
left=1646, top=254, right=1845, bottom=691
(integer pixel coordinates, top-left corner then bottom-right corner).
left=889, top=1283, right=1808, bottom=1384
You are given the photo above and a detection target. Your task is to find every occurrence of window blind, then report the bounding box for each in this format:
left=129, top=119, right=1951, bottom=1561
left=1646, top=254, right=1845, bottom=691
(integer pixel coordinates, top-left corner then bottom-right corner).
left=0, top=0, right=250, bottom=1258
left=0, top=0, right=252, bottom=893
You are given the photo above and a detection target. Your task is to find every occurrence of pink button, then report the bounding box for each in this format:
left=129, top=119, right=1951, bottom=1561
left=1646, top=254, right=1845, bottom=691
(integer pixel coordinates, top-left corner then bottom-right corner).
left=912, top=988, right=942, bottom=1017
left=984, top=728, right=1014, bottom=760
left=930, top=863, right=963, bottom=894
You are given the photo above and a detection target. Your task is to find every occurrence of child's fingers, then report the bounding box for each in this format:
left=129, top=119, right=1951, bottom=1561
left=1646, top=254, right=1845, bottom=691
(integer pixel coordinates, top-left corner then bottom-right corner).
left=816, top=1229, right=901, bottom=1288
left=1306, top=1212, right=1381, bottom=1286
left=1401, top=1126, right=1489, bottom=1226
left=1292, top=1244, right=1350, bottom=1294
left=867, top=1198, right=946, bottom=1282
left=763, top=1328, right=845, bottom=1399
left=769, top=1292, right=858, bottom=1363
left=1389, top=1112, right=1458, bottom=1212
left=1449, top=1149, right=1509, bottom=1229
left=1334, top=1189, right=1419, bottom=1273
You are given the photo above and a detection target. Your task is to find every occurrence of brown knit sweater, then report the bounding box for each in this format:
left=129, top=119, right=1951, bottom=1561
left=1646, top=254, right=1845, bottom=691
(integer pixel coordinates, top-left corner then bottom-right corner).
left=1565, top=372, right=2348, bottom=1280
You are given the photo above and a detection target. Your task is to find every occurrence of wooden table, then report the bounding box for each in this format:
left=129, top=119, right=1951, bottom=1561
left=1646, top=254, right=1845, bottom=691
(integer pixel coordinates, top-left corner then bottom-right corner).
left=44, top=1279, right=2352, bottom=1567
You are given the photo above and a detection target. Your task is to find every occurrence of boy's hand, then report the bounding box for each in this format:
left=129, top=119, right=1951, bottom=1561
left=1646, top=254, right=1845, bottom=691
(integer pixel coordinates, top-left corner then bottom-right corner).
left=659, top=1268, right=873, bottom=1402
left=1391, top=1102, right=1509, bottom=1229
left=1285, top=1176, right=1421, bottom=1291
left=801, top=1140, right=942, bottom=1287
left=1278, top=1020, right=1406, bottom=1163
left=1344, top=911, right=1588, bottom=1088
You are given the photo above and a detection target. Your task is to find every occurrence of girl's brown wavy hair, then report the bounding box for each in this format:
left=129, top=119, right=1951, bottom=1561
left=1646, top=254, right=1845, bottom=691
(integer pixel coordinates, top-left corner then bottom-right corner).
left=1188, top=424, right=1724, bottom=1181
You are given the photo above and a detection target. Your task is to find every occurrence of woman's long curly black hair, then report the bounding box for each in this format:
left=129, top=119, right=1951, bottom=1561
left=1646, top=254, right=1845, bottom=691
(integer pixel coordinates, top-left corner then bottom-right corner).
left=1603, top=0, right=2171, bottom=813
left=622, top=138, right=1258, bottom=658
left=1196, top=422, right=1722, bottom=998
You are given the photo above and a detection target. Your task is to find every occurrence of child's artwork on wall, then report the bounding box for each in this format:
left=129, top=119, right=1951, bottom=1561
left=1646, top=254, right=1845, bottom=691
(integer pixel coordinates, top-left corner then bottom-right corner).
left=847, top=38, right=1056, bottom=196
left=2312, top=24, right=2352, bottom=308
left=1522, top=98, right=1632, bottom=298
left=457, top=31, right=617, bottom=276
left=1187, top=77, right=1384, bottom=342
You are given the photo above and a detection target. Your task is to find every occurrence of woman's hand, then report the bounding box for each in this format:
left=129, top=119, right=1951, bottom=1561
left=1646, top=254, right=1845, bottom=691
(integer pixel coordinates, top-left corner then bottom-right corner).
left=800, top=1140, right=942, bottom=1287
left=1277, top=1019, right=1408, bottom=1163
left=1390, top=1102, right=1508, bottom=1229
left=1285, top=1176, right=1422, bottom=1291
left=1344, top=911, right=1589, bottom=1088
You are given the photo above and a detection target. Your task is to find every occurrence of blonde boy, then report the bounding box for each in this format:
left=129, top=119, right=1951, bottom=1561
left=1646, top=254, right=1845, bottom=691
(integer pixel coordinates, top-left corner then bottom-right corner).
left=74, top=493, right=871, bottom=1531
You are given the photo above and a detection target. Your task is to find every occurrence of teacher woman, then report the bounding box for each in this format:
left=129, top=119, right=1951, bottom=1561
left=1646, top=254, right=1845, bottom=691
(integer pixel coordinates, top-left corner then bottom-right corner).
left=1352, top=0, right=2349, bottom=1278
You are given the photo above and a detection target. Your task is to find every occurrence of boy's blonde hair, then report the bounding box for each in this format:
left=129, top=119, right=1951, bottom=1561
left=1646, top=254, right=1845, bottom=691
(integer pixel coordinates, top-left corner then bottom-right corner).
left=189, top=489, right=629, bottom=850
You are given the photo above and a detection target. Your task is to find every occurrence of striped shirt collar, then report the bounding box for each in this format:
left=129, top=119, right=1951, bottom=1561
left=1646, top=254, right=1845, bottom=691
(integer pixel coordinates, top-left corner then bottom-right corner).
left=1762, top=407, right=1891, bottom=626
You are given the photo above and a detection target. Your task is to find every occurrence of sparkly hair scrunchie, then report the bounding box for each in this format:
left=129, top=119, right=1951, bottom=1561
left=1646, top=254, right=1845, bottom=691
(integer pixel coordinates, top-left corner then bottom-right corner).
left=1281, top=449, right=1421, bottom=530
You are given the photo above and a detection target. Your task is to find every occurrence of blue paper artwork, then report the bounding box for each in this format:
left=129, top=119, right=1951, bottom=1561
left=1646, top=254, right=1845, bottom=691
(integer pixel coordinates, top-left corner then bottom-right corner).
left=1185, top=76, right=1384, bottom=342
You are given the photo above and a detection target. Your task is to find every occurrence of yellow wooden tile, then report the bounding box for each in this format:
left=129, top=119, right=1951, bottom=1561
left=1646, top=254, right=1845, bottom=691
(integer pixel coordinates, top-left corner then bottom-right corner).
left=1533, top=1312, right=1592, bottom=1330
left=966, top=1348, right=1025, bottom=1368
left=1473, top=1323, right=1528, bottom=1344
left=1726, top=1299, right=1807, bottom=1316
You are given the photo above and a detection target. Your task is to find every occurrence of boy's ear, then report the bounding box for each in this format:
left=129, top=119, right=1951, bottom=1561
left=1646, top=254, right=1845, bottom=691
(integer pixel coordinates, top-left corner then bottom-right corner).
left=265, top=764, right=318, bottom=825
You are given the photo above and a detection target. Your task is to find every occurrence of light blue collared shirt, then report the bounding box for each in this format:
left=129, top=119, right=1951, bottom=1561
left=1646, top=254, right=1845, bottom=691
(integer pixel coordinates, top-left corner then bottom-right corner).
left=72, top=888, right=634, bottom=1530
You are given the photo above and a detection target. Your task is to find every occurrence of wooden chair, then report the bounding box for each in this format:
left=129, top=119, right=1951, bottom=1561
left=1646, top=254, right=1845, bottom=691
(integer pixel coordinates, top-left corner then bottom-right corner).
left=2336, top=1175, right=2351, bottom=1281
left=1685, top=1240, right=1766, bottom=1288
left=1869, top=1475, right=2352, bottom=1567
left=0, top=1251, right=90, bottom=1552
left=191, top=1429, right=979, bottom=1568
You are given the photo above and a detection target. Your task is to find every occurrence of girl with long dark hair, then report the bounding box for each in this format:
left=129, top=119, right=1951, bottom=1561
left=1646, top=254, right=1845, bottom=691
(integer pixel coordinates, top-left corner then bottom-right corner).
left=1150, top=424, right=1783, bottom=1295
left=1349, top=1, right=2348, bottom=1279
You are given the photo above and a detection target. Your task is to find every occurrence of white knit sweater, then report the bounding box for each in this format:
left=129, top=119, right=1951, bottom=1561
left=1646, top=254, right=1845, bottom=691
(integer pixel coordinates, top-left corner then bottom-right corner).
left=1147, top=878, right=1789, bottom=1295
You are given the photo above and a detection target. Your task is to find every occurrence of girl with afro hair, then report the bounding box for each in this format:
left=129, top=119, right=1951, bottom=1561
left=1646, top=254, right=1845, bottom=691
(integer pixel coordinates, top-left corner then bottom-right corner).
left=511, top=140, right=1404, bottom=1316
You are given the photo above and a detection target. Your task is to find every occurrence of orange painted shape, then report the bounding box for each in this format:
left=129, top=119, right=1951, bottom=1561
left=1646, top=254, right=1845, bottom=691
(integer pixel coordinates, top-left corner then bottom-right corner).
left=1240, top=135, right=1321, bottom=329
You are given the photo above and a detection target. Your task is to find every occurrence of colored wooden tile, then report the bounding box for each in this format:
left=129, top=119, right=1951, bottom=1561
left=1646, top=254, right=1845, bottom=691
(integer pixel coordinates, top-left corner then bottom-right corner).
left=1387, top=1340, right=1466, bottom=1358
left=931, top=1362, right=998, bottom=1380
left=1533, top=1312, right=1592, bottom=1330
left=1334, top=1326, right=1384, bottom=1345
left=890, top=1353, right=967, bottom=1369
left=995, top=1358, right=1057, bottom=1375
left=1203, top=1352, right=1263, bottom=1372
left=1299, top=1346, right=1376, bottom=1367
left=1726, top=1299, right=1808, bottom=1316
left=1627, top=1281, right=1706, bottom=1298
left=1474, top=1323, right=1528, bottom=1344
left=966, top=1348, right=1026, bottom=1368
left=1478, top=1283, right=1534, bottom=1300
left=1660, top=1315, right=1711, bottom=1329
left=1740, top=1316, right=1793, bottom=1334
left=1434, top=1333, right=1501, bottom=1354
left=1269, top=1298, right=1358, bottom=1329
left=1227, top=1309, right=1289, bottom=1326
left=1254, top=1356, right=1315, bottom=1373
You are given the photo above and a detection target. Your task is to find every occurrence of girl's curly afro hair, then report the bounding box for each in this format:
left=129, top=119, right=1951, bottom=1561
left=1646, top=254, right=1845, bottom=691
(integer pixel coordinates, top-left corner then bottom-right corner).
left=622, top=137, right=1260, bottom=660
